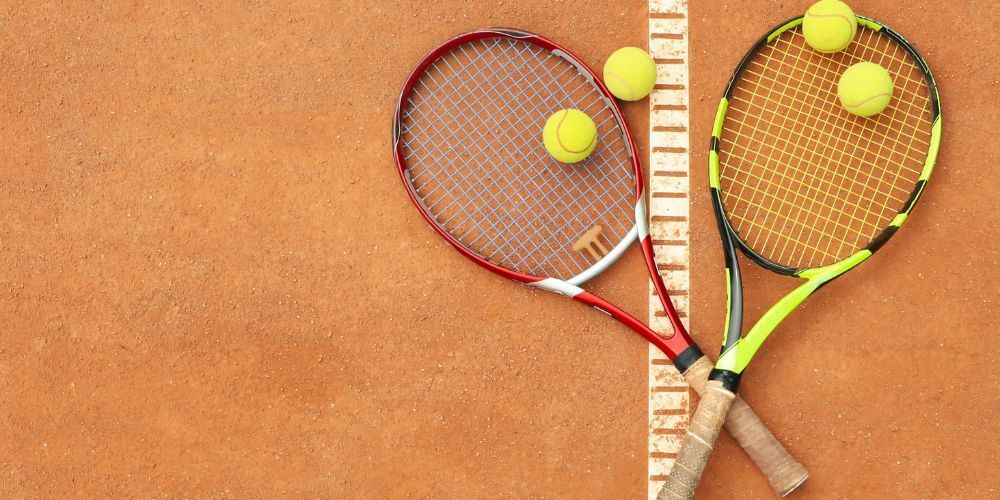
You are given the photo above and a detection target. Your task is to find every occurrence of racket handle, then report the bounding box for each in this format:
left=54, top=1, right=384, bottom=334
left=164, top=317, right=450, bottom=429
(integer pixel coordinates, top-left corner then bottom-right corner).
left=681, top=356, right=808, bottom=496
left=658, top=380, right=734, bottom=500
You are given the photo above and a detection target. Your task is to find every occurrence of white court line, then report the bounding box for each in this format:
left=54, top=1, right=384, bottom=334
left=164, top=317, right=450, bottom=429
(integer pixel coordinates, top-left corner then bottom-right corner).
left=647, top=0, right=690, bottom=499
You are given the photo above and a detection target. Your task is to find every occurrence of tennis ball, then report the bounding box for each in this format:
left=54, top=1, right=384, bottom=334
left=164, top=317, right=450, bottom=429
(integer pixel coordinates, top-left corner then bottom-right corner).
left=543, top=109, right=598, bottom=164
left=837, top=62, right=894, bottom=117
left=603, top=47, right=657, bottom=101
left=802, top=0, right=857, bottom=53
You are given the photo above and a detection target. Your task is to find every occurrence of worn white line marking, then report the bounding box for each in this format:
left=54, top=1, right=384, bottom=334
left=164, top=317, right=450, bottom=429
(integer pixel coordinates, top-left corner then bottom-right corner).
left=648, top=1, right=690, bottom=499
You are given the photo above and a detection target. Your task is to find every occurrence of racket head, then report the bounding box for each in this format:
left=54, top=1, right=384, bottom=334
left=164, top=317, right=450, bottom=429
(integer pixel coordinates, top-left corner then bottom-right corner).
left=392, top=28, right=644, bottom=287
left=709, top=16, right=942, bottom=276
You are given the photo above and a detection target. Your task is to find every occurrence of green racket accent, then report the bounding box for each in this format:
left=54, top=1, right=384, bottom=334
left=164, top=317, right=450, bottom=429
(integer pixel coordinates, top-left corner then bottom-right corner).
left=708, top=98, right=728, bottom=190
left=922, top=118, right=943, bottom=181
left=766, top=18, right=803, bottom=42
left=858, top=17, right=884, bottom=31
left=715, top=250, right=871, bottom=374
left=711, top=98, right=729, bottom=138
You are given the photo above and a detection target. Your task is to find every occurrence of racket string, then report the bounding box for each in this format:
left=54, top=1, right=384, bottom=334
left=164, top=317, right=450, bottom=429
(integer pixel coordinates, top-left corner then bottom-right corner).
left=728, top=30, right=925, bottom=248
left=857, top=35, right=933, bottom=243
left=426, top=104, right=628, bottom=269
left=399, top=37, right=636, bottom=279
left=718, top=25, right=933, bottom=269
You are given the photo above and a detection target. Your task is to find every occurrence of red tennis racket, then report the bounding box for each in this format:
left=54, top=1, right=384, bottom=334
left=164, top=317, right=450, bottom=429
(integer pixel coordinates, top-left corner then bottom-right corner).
left=392, top=28, right=807, bottom=496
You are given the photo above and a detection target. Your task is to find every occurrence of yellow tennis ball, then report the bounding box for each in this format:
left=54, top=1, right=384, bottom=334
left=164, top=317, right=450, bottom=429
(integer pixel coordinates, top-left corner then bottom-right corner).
left=802, top=0, right=857, bottom=53
left=838, top=62, right=894, bottom=117
left=543, top=109, right=598, bottom=164
left=603, top=47, right=656, bottom=101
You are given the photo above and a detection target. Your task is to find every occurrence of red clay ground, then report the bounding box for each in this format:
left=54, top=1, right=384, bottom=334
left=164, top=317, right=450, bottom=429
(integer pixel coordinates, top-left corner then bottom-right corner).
left=0, top=1, right=995, bottom=498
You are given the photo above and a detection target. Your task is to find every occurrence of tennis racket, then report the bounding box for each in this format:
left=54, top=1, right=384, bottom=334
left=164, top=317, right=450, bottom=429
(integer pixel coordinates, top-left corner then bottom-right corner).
left=659, top=16, right=941, bottom=499
left=393, top=28, right=808, bottom=495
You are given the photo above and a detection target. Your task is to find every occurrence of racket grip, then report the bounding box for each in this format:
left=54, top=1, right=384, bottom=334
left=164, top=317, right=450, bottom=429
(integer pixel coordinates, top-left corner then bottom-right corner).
left=681, top=356, right=808, bottom=496
left=658, top=380, right=735, bottom=500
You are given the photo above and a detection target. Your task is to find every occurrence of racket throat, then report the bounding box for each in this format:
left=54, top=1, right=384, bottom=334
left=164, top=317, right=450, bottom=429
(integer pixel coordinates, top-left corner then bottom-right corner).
left=708, top=368, right=741, bottom=393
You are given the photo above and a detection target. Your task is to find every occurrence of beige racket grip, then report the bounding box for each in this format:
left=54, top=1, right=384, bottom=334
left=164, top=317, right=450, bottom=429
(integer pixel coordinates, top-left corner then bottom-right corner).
left=659, top=380, right=735, bottom=500
left=677, top=356, right=808, bottom=497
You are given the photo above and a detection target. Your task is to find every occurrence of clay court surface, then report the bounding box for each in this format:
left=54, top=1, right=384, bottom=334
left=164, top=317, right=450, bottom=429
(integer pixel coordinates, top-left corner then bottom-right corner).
left=1, top=1, right=996, bottom=498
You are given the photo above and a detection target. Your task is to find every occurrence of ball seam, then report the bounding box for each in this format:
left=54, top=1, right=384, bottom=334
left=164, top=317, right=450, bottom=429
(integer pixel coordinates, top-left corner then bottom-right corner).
left=844, top=93, right=892, bottom=110
left=556, top=111, right=596, bottom=155
left=604, top=71, right=636, bottom=101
